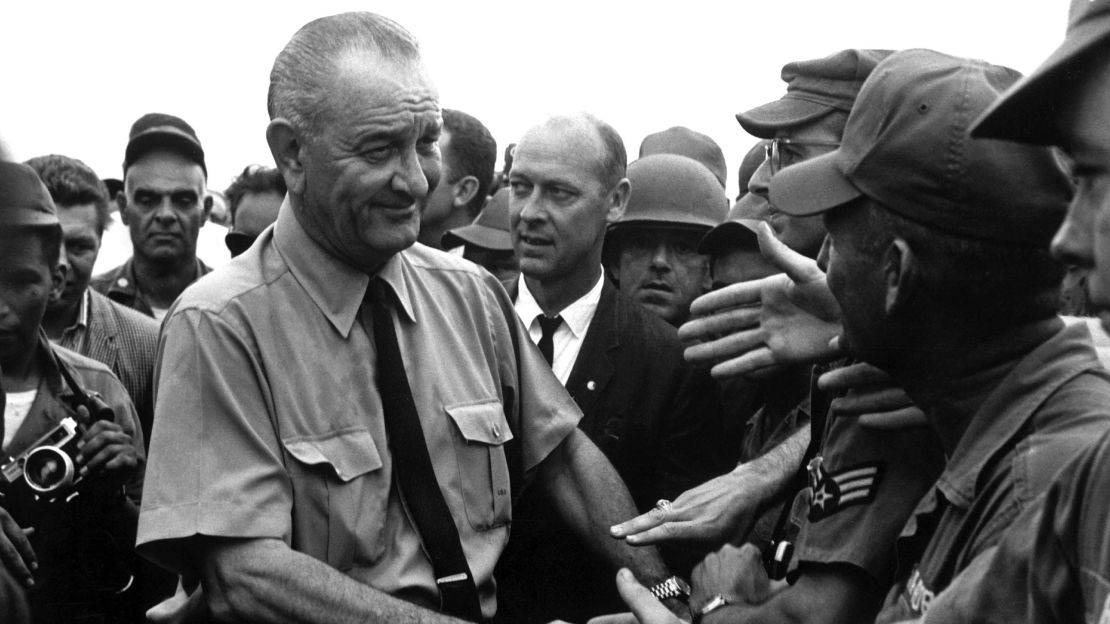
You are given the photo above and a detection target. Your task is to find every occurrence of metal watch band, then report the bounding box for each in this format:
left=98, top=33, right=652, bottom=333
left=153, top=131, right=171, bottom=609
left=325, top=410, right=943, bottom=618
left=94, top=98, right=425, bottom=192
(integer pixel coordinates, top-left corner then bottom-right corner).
left=648, top=576, right=691, bottom=602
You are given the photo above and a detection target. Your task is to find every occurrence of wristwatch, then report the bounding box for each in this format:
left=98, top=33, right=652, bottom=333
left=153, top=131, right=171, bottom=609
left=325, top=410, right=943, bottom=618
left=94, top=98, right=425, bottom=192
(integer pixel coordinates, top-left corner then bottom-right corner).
left=695, top=594, right=732, bottom=623
left=648, top=576, right=691, bottom=603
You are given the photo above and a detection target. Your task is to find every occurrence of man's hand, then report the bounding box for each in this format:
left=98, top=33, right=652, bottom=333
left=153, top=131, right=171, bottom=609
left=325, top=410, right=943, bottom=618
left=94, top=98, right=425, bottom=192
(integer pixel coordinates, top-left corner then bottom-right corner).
left=0, top=506, right=36, bottom=587
left=680, top=222, right=844, bottom=380
left=611, top=467, right=763, bottom=547
left=818, top=362, right=928, bottom=430
left=690, top=544, right=770, bottom=612
left=585, top=569, right=688, bottom=624
left=75, top=406, right=139, bottom=488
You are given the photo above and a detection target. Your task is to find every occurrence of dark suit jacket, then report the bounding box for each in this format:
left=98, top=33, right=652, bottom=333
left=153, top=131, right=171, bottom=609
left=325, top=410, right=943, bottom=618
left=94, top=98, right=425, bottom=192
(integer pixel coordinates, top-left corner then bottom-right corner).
left=494, top=277, right=722, bottom=623
left=58, top=290, right=160, bottom=446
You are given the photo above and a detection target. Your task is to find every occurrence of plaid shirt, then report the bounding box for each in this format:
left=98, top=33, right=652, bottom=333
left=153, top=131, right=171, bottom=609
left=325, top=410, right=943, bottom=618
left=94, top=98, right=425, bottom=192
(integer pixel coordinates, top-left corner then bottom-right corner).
left=55, top=289, right=160, bottom=447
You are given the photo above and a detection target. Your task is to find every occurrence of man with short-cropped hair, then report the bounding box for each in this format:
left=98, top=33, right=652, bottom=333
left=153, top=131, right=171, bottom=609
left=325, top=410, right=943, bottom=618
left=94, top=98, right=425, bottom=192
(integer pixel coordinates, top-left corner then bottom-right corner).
left=26, top=154, right=161, bottom=447
left=91, top=113, right=213, bottom=320
left=136, top=13, right=681, bottom=623
left=419, top=108, right=496, bottom=249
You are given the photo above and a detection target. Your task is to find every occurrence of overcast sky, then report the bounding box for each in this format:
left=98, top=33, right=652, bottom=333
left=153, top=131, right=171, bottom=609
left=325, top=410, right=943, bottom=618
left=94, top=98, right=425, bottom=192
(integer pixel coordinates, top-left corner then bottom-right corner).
left=1, top=1, right=1070, bottom=201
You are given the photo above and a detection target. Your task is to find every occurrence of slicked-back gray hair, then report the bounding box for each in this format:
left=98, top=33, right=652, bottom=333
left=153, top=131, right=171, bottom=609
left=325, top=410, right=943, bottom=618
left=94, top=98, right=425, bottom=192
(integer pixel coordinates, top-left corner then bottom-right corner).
left=268, top=12, right=422, bottom=136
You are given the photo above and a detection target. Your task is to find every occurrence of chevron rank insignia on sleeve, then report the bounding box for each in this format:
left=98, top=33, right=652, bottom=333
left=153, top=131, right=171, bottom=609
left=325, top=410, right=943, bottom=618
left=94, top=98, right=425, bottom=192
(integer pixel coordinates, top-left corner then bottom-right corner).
left=806, top=456, right=884, bottom=522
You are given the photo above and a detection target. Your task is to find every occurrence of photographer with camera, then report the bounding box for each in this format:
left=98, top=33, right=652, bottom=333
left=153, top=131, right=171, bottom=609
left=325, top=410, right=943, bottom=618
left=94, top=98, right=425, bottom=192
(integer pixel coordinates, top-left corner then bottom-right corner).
left=0, top=161, right=145, bottom=623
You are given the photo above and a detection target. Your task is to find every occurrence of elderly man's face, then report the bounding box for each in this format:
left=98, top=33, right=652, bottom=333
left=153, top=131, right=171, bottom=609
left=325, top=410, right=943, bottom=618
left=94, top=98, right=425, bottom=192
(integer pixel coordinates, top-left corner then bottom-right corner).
left=509, top=120, right=613, bottom=284
left=615, top=229, right=710, bottom=325
left=122, top=150, right=209, bottom=266
left=296, top=57, right=442, bottom=269
left=747, top=116, right=843, bottom=259
left=1051, top=57, right=1110, bottom=334
left=823, top=199, right=889, bottom=365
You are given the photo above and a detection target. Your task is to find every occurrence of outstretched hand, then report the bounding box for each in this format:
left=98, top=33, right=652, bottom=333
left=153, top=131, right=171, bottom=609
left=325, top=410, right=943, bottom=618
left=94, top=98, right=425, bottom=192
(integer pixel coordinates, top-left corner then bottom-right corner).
left=680, top=222, right=844, bottom=380
left=584, top=569, right=689, bottom=624
left=818, top=362, right=928, bottom=430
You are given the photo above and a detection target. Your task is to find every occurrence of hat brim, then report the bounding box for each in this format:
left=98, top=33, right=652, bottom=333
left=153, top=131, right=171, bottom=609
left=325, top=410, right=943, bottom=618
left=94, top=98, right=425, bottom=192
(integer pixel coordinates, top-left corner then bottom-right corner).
left=698, top=221, right=760, bottom=254
left=972, top=12, right=1110, bottom=144
left=737, top=97, right=839, bottom=139
left=769, top=150, right=862, bottom=217
left=0, top=209, right=59, bottom=226
left=442, top=224, right=513, bottom=251
left=125, top=131, right=206, bottom=174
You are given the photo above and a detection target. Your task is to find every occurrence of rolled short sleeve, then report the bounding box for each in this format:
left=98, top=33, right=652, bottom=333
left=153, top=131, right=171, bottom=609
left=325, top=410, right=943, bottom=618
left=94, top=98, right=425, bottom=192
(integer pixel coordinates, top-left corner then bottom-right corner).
left=486, top=273, right=581, bottom=473
left=137, top=307, right=292, bottom=574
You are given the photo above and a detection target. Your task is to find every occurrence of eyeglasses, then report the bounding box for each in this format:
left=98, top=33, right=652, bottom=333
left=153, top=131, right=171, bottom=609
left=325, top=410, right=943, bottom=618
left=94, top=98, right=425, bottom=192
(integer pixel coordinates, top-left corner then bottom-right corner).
left=764, top=138, right=841, bottom=175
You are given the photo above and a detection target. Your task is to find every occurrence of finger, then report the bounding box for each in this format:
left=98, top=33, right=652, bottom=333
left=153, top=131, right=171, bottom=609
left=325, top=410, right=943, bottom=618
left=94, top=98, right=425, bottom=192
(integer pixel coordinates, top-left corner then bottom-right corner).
left=586, top=614, right=640, bottom=624
left=624, top=519, right=710, bottom=546
left=816, top=362, right=894, bottom=393
left=615, top=568, right=679, bottom=624
left=684, top=327, right=766, bottom=366
left=80, top=444, right=134, bottom=476
left=709, top=349, right=778, bottom=380
left=688, top=279, right=766, bottom=317
left=857, top=407, right=929, bottom=430
left=0, top=518, right=36, bottom=584
left=611, top=507, right=671, bottom=539
left=734, top=544, right=771, bottom=604
left=829, top=388, right=914, bottom=416
left=678, top=306, right=762, bottom=344
left=77, top=430, right=130, bottom=465
left=103, top=453, right=139, bottom=474
left=754, top=221, right=824, bottom=284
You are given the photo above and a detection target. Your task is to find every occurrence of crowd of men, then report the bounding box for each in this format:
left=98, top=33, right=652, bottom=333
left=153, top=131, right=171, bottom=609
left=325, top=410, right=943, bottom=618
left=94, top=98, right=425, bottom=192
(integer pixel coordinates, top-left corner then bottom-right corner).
left=1, top=3, right=1109, bottom=623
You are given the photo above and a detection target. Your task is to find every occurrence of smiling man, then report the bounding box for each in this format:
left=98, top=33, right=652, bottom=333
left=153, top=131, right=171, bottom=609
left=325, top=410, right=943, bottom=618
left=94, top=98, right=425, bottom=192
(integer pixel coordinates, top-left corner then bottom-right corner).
left=91, top=113, right=212, bottom=320
left=135, top=15, right=679, bottom=623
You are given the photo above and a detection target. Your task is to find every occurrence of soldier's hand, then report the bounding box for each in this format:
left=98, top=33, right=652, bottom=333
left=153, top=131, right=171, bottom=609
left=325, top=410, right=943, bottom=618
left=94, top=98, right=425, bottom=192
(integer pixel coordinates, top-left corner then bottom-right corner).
left=610, top=466, right=765, bottom=547
left=586, top=569, right=689, bottom=624
left=680, top=222, right=844, bottom=380
left=690, top=544, right=769, bottom=611
left=0, top=506, right=36, bottom=587
left=818, top=362, right=928, bottom=430
left=76, top=411, right=138, bottom=487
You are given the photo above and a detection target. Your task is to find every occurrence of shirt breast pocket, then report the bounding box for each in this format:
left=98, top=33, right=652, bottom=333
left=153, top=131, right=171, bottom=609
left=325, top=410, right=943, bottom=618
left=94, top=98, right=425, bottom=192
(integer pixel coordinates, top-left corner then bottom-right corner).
left=281, top=427, right=386, bottom=569
left=445, top=400, right=514, bottom=532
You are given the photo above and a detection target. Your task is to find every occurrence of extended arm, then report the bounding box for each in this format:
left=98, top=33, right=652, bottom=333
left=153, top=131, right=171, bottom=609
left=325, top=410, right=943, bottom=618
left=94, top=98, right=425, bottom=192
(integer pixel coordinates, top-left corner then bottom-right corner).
left=537, top=429, right=679, bottom=607
left=611, top=424, right=808, bottom=546
left=194, top=537, right=467, bottom=624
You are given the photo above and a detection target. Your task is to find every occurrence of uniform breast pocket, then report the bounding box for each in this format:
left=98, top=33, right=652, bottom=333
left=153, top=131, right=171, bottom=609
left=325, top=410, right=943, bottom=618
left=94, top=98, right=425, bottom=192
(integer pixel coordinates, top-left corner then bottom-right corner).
left=281, top=427, right=387, bottom=569
left=445, top=400, right=514, bottom=532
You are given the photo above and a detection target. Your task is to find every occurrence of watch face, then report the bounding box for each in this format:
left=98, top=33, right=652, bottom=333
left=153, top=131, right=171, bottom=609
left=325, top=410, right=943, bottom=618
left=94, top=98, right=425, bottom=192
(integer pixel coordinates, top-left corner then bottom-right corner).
left=675, top=577, right=691, bottom=596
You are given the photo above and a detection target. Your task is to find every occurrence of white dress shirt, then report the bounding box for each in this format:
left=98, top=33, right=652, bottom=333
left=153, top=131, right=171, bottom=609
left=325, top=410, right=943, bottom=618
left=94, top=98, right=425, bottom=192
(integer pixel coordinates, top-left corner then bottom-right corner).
left=514, top=271, right=604, bottom=385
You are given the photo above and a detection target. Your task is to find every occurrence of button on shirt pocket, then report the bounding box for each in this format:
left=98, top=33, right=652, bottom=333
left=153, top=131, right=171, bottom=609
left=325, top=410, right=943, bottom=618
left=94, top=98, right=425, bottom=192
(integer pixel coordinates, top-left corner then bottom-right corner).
left=282, top=427, right=387, bottom=570
left=444, top=400, right=514, bottom=531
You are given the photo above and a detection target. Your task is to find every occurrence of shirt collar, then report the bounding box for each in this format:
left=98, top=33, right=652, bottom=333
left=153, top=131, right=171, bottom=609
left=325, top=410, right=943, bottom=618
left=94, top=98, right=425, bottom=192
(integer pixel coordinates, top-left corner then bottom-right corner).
left=273, top=199, right=415, bottom=337
left=937, top=322, right=1100, bottom=508
left=515, top=270, right=604, bottom=338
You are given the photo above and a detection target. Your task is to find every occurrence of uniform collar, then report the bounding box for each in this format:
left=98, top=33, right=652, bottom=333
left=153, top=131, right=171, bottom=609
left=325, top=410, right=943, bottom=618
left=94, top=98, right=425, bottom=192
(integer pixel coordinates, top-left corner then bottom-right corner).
left=936, top=322, right=1100, bottom=508
left=273, top=199, right=415, bottom=338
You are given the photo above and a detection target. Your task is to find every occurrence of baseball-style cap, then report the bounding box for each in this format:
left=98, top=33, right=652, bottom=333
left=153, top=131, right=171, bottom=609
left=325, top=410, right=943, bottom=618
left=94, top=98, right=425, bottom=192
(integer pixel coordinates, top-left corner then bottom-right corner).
left=699, top=193, right=769, bottom=254
left=442, top=187, right=513, bottom=251
left=737, top=49, right=894, bottom=138
left=769, top=49, right=1072, bottom=248
left=972, top=0, right=1110, bottom=144
left=123, top=112, right=207, bottom=176
left=0, top=161, right=58, bottom=226
left=639, top=126, right=728, bottom=188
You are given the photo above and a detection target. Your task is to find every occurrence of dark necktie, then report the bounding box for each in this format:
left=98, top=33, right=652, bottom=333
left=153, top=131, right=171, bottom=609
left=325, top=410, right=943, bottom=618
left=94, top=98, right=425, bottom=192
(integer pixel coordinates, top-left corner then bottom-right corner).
left=366, top=279, right=483, bottom=621
left=536, top=315, right=563, bottom=366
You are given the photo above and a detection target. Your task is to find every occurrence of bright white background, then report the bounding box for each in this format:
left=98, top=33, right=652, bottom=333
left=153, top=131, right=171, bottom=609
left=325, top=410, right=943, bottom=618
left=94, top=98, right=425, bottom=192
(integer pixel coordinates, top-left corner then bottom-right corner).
left=1, top=1, right=1070, bottom=203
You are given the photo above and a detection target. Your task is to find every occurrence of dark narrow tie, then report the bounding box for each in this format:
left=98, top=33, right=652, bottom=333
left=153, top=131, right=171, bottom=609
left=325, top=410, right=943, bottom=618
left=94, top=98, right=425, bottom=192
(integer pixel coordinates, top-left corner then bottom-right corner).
left=536, top=315, right=563, bottom=366
left=366, top=279, right=483, bottom=622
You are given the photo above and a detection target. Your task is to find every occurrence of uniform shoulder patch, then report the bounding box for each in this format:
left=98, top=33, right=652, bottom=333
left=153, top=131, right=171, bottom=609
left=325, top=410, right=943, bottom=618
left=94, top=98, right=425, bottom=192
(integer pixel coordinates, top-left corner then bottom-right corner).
left=807, top=456, right=884, bottom=522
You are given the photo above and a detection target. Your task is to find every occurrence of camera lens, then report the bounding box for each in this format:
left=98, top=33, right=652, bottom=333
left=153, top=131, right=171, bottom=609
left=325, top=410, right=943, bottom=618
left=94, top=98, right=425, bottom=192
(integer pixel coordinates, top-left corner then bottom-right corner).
left=24, top=447, right=74, bottom=493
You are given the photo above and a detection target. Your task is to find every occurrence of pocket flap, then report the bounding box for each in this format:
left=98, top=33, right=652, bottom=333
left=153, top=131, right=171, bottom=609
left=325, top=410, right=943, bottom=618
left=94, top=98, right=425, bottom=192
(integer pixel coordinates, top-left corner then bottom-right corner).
left=282, top=427, right=383, bottom=482
left=445, top=400, right=514, bottom=446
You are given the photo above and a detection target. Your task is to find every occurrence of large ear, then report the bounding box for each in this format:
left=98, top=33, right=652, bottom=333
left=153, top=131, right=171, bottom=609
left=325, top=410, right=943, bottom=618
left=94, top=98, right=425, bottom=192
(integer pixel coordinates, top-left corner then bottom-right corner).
left=884, top=237, right=918, bottom=315
left=202, top=193, right=214, bottom=221
left=49, top=260, right=67, bottom=304
left=451, top=175, right=481, bottom=209
left=116, top=191, right=130, bottom=226
left=605, top=177, right=631, bottom=224
left=267, top=118, right=306, bottom=196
